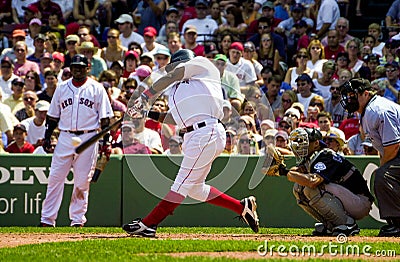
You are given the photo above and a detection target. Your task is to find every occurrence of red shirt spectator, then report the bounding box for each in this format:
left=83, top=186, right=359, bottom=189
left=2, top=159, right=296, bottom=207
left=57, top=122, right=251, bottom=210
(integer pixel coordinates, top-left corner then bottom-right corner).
left=5, top=124, right=35, bottom=153
left=29, top=1, right=64, bottom=25
left=339, top=116, right=360, bottom=140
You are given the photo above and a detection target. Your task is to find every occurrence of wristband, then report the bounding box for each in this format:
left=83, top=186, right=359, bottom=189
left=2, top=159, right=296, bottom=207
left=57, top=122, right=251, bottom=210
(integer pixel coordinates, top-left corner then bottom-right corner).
left=142, top=87, right=157, bottom=101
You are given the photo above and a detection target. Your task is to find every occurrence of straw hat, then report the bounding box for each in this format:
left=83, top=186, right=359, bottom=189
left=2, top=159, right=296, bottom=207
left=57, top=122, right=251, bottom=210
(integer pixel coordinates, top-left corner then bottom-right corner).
left=76, top=41, right=98, bottom=54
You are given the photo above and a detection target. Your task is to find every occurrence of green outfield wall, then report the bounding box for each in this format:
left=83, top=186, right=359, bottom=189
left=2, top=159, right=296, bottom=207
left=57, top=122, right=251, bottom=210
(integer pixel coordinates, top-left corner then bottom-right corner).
left=0, top=155, right=384, bottom=228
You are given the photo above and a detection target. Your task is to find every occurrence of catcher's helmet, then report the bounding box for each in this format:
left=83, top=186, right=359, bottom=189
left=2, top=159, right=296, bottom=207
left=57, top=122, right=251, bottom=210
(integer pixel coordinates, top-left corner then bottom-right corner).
left=170, top=49, right=195, bottom=64
left=70, top=54, right=89, bottom=67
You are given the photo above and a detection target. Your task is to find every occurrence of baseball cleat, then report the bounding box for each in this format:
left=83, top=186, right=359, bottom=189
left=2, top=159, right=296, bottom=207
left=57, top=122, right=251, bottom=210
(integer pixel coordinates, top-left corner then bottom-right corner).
left=312, top=222, right=332, bottom=236
left=378, top=224, right=400, bottom=237
left=240, top=196, right=259, bottom=233
left=38, top=222, right=54, bottom=227
left=331, top=223, right=360, bottom=236
left=122, top=218, right=157, bottom=237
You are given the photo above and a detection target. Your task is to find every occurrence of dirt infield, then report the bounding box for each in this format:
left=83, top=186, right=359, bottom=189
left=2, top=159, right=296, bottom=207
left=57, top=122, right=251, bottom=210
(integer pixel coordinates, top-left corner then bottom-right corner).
left=1, top=233, right=398, bottom=260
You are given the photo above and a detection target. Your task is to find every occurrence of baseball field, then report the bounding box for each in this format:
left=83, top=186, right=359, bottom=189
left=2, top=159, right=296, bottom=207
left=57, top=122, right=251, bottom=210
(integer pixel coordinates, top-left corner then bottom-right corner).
left=0, top=227, right=398, bottom=261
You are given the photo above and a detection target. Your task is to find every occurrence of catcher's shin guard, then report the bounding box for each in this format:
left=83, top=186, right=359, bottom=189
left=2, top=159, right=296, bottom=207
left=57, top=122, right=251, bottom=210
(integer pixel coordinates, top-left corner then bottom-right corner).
left=293, top=184, right=327, bottom=223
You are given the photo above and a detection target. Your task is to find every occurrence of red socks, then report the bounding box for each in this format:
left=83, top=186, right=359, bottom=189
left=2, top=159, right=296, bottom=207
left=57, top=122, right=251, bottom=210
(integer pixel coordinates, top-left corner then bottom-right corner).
left=206, top=186, right=243, bottom=215
left=142, top=191, right=185, bottom=227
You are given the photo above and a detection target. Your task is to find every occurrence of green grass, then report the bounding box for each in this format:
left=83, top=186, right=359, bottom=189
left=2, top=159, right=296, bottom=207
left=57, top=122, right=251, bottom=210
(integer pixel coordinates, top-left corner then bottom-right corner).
left=0, top=227, right=398, bottom=261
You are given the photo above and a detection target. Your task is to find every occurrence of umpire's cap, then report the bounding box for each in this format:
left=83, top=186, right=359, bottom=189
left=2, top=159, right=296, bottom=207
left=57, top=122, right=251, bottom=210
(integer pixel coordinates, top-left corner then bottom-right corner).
left=70, top=54, right=89, bottom=67
left=169, top=49, right=196, bottom=64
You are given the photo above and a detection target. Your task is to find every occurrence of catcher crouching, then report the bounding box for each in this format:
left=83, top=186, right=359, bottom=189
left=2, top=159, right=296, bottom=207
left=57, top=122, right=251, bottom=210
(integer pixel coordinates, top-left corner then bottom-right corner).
left=263, top=127, right=374, bottom=236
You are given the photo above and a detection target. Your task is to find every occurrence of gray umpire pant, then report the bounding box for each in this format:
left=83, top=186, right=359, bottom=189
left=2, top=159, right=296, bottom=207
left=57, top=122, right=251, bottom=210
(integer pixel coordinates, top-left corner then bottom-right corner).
left=374, top=155, right=400, bottom=219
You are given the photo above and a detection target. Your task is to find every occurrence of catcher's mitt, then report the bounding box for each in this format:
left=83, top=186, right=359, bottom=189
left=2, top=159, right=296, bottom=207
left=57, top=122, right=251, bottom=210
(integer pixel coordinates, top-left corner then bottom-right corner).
left=261, top=144, right=287, bottom=176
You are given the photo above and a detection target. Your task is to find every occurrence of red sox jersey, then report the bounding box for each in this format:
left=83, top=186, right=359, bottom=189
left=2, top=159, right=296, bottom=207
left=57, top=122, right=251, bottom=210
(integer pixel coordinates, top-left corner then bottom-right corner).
left=168, top=56, right=224, bottom=127
left=47, top=78, right=113, bottom=130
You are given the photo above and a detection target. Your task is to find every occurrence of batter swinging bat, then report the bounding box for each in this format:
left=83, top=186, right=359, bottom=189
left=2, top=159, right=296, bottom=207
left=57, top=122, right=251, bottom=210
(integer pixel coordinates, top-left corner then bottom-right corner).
left=75, top=118, right=123, bottom=154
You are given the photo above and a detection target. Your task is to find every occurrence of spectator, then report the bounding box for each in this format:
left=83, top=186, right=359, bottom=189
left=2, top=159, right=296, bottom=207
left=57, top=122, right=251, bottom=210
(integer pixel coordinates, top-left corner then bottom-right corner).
left=135, top=0, right=167, bottom=34
left=38, top=52, right=55, bottom=85
left=158, top=7, right=181, bottom=40
left=182, top=0, right=218, bottom=43
left=333, top=52, right=351, bottom=80
left=122, top=50, right=139, bottom=78
left=102, top=82, right=126, bottom=113
left=72, top=0, right=100, bottom=27
left=347, top=125, right=365, bottom=155
left=167, top=32, right=183, bottom=55
left=338, top=113, right=360, bottom=140
left=177, top=0, right=197, bottom=32
left=226, top=42, right=257, bottom=87
left=101, top=29, right=127, bottom=69
left=295, top=73, right=318, bottom=117
left=260, top=119, right=275, bottom=138
left=118, top=123, right=151, bottom=154
left=382, top=61, right=400, bottom=103
left=237, top=129, right=259, bottom=155
left=164, top=135, right=183, bottom=155
left=1, top=29, right=33, bottom=62
left=99, top=70, right=121, bottom=98
left=29, top=0, right=64, bottom=25
left=47, top=13, right=66, bottom=40
left=346, top=38, right=363, bottom=75
left=361, top=138, right=378, bottom=156
left=317, top=111, right=345, bottom=136
left=307, top=40, right=327, bottom=78
left=52, top=52, right=64, bottom=83
left=38, top=70, right=58, bottom=103
left=293, top=19, right=310, bottom=51
left=130, top=64, right=152, bottom=92
left=0, top=20, right=9, bottom=55
left=15, top=91, right=38, bottom=122
left=5, top=124, right=35, bottom=153
left=110, top=60, right=125, bottom=89
left=222, top=129, right=238, bottom=155
left=118, top=78, right=137, bottom=106
left=315, top=0, right=340, bottom=39
left=26, top=18, right=43, bottom=51
left=139, top=53, right=155, bottom=71
left=24, top=70, right=42, bottom=93
left=321, top=17, right=353, bottom=48
left=153, top=47, right=171, bottom=71
left=61, top=67, right=72, bottom=82
left=63, top=34, right=80, bottom=68
left=312, top=60, right=336, bottom=99
left=131, top=117, right=164, bottom=154
left=257, top=32, right=282, bottom=74
left=217, top=32, right=233, bottom=56
left=13, top=41, right=40, bottom=77
left=368, top=23, right=385, bottom=57
left=21, top=100, right=49, bottom=148
left=259, top=128, right=278, bottom=155
left=203, top=42, right=219, bottom=60
left=248, top=16, right=286, bottom=61
left=217, top=5, right=248, bottom=37
left=157, top=21, right=180, bottom=47
left=141, top=26, right=164, bottom=54
left=115, top=14, right=144, bottom=49
left=385, top=0, right=400, bottom=27
left=206, top=1, right=225, bottom=26
left=371, top=78, right=387, bottom=97
left=27, top=34, right=47, bottom=65
left=77, top=41, right=107, bottom=79
left=182, top=26, right=205, bottom=57
left=248, top=1, right=282, bottom=38
left=0, top=57, right=18, bottom=101
left=275, top=129, right=293, bottom=155
left=265, top=74, right=282, bottom=112
left=284, top=49, right=312, bottom=91
left=221, top=99, right=239, bottom=131
left=77, top=25, right=101, bottom=48
left=323, top=130, right=346, bottom=155
left=244, top=85, right=274, bottom=121
left=4, top=77, right=25, bottom=114
left=243, top=41, right=263, bottom=83
left=274, top=90, right=298, bottom=122
left=277, top=116, right=293, bottom=135
left=324, top=79, right=347, bottom=127
left=214, top=54, right=243, bottom=103
left=323, top=29, right=346, bottom=61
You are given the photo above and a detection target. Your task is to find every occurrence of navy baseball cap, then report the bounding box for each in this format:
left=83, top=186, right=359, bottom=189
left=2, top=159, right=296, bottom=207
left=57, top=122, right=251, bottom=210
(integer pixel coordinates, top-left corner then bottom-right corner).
left=293, top=20, right=307, bottom=28
left=291, top=3, right=304, bottom=12
left=295, top=73, right=312, bottom=83
left=385, top=61, right=399, bottom=68
left=70, top=54, right=89, bottom=67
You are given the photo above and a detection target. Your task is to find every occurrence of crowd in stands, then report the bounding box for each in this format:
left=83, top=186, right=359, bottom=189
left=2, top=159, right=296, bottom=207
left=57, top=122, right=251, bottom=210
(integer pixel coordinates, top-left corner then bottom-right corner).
left=0, top=0, right=398, bottom=156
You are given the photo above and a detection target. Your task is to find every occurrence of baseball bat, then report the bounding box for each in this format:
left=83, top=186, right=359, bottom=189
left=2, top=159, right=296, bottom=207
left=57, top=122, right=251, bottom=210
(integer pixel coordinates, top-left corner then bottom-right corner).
left=75, top=118, right=123, bottom=154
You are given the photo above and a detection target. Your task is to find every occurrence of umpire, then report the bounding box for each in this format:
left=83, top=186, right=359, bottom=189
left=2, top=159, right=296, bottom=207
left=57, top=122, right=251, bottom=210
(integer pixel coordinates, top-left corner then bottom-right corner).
left=341, top=78, right=400, bottom=237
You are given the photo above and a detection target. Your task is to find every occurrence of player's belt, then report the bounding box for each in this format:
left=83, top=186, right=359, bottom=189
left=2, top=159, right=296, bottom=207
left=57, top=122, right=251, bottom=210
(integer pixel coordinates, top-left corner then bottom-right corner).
left=64, top=129, right=96, bottom=135
left=185, top=119, right=222, bottom=133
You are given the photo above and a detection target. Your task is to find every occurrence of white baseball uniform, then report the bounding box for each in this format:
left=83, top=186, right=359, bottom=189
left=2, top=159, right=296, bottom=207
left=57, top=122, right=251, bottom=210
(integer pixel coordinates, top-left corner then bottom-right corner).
left=41, top=77, right=113, bottom=226
left=168, top=57, right=226, bottom=200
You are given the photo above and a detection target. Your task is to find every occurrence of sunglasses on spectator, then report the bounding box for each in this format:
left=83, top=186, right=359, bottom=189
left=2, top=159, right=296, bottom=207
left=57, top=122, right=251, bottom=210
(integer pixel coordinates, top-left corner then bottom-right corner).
left=348, top=45, right=358, bottom=49
left=282, top=99, right=291, bottom=103
left=297, top=55, right=308, bottom=59
left=78, top=33, right=88, bottom=37
left=285, top=113, right=297, bottom=118
left=279, top=124, right=290, bottom=129
left=311, top=47, right=320, bottom=50
left=318, top=120, right=329, bottom=124
left=1, top=65, right=11, bottom=69
left=337, top=25, right=347, bottom=29
left=13, top=83, right=24, bottom=87
left=310, top=102, right=323, bottom=107
left=26, top=75, right=35, bottom=80
left=386, top=68, right=398, bottom=73
left=24, top=97, right=35, bottom=101
left=297, top=82, right=308, bottom=87
left=107, top=35, right=117, bottom=39
left=323, top=138, right=336, bottom=143
left=67, top=41, right=77, bottom=45
left=330, top=86, right=340, bottom=91
left=239, top=139, right=251, bottom=144
left=337, top=57, right=348, bottom=61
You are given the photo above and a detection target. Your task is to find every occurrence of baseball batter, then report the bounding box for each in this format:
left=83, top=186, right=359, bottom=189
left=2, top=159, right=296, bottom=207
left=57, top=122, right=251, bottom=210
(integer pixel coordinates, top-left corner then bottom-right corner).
left=123, top=49, right=259, bottom=237
left=40, top=54, right=113, bottom=227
